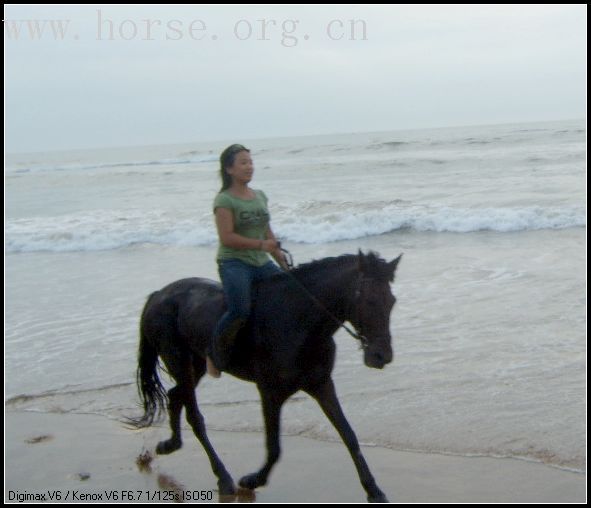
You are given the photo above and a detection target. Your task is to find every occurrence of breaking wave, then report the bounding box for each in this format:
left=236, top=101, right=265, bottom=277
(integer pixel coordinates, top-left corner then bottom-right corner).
left=6, top=202, right=586, bottom=253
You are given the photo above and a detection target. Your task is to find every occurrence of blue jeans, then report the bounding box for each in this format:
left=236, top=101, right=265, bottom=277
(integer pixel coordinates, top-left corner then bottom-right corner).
left=214, top=259, right=282, bottom=342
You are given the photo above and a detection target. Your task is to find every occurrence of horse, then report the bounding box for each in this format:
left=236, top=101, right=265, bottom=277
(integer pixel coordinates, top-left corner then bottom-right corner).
left=130, top=251, right=401, bottom=503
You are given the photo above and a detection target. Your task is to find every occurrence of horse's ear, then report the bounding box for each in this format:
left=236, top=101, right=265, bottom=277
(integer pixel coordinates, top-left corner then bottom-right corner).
left=388, top=254, right=403, bottom=280
left=358, top=250, right=368, bottom=274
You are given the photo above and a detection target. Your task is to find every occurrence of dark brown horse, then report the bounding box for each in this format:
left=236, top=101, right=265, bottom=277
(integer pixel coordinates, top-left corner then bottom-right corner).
left=131, top=251, right=401, bottom=502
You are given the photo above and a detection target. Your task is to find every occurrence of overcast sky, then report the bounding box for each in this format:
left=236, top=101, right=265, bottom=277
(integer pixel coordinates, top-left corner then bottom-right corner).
left=4, top=4, right=587, bottom=153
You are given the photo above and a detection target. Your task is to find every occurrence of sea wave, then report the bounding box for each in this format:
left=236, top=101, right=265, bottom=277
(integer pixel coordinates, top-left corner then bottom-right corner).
left=5, top=202, right=586, bottom=253
left=275, top=201, right=586, bottom=243
left=6, top=154, right=218, bottom=174
left=5, top=209, right=215, bottom=253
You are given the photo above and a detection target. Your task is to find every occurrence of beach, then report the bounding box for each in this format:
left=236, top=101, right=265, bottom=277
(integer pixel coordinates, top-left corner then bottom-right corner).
left=5, top=412, right=586, bottom=503
left=5, top=120, right=587, bottom=502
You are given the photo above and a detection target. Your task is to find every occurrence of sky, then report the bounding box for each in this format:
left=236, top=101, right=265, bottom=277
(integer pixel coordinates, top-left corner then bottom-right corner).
left=4, top=4, right=587, bottom=153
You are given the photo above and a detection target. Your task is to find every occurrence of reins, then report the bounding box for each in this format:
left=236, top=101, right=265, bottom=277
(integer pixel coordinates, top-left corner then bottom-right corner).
left=279, top=246, right=370, bottom=350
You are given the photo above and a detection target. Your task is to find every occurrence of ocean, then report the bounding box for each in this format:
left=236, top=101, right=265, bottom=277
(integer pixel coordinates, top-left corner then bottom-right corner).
left=5, top=119, right=586, bottom=472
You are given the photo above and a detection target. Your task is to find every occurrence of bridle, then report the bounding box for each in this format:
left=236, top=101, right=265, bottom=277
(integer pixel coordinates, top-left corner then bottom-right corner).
left=349, top=274, right=374, bottom=350
left=280, top=247, right=371, bottom=350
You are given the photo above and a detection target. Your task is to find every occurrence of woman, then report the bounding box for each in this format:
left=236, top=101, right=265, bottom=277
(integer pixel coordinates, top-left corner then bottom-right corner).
left=207, top=144, right=288, bottom=377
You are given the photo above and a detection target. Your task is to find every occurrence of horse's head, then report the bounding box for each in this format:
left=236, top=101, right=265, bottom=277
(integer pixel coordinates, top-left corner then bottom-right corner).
left=350, top=251, right=402, bottom=369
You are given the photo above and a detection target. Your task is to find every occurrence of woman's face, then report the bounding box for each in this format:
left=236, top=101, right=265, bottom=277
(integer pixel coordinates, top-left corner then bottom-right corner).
left=227, top=150, right=253, bottom=184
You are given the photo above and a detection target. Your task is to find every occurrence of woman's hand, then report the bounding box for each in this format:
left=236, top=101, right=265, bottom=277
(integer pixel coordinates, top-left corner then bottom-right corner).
left=261, top=240, right=289, bottom=270
left=261, top=239, right=279, bottom=253
left=271, top=247, right=290, bottom=271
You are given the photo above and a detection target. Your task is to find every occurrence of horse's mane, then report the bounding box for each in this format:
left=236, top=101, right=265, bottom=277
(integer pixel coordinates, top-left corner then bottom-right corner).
left=290, top=254, right=357, bottom=279
left=268, top=251, right=393, bottom=284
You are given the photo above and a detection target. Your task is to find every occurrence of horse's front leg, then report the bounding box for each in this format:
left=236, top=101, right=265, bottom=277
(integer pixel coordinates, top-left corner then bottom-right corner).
left=306, top=379, right=388, bottom=503
left=239, top=389, right=287, bottom=490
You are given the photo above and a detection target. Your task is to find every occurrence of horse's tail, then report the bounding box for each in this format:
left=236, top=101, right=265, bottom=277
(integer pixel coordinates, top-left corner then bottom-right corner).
left=127, top=292, right=168, bottom=428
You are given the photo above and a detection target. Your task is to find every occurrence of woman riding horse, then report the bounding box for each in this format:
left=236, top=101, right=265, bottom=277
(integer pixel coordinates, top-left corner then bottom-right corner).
left=208, top=144, right=289, bottom=377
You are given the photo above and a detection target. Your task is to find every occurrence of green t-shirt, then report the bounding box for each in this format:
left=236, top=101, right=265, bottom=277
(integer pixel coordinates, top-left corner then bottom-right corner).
left=213, top=189, right=272, bottom=267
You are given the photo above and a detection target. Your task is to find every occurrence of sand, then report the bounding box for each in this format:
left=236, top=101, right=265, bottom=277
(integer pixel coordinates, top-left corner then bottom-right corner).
left=5, top=411, right=586, bottom=503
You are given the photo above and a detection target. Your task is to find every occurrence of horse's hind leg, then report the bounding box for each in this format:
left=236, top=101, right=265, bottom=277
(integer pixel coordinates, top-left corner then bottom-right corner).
left=155, top=351, right=201, bottom=455
left=155, top=385, right=184, bottom=454
left=159, top=353, right=235, bottom=495
left=181, top=367, right=236, bottom=496
left=307, top=379, right=388, bottom=503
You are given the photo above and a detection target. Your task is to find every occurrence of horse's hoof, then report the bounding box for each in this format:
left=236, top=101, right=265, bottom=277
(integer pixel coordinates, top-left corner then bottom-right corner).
left=368, top=491, right=389, bottom=503
left=238, top=473, right=265, bottom=490
left=236, top=487, right=257, bottom=502
left=156, top=438, right=182, bottom=455
left=217, top=478, right=236, bottom=497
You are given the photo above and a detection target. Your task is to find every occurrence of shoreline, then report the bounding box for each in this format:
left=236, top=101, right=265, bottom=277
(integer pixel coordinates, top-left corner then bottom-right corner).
left=5, top=379, right=585, bottom=475
left=5, top=411, right=586, bottom=503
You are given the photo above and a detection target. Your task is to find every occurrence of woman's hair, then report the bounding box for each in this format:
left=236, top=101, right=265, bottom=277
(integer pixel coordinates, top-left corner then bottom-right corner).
left=219, top=144, right=250, bottom=191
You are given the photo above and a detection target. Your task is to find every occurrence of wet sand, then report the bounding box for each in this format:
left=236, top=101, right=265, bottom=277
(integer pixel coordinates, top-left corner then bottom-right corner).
left=5, top=411, right=586, bottom=503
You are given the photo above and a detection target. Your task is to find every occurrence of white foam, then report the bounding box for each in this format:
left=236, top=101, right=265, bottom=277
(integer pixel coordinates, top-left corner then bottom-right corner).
left=273, top=202, right=586, bottom=243
left=5, top=203, right=586, bottom=253
left=5, top=210, right=216, bottom=253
